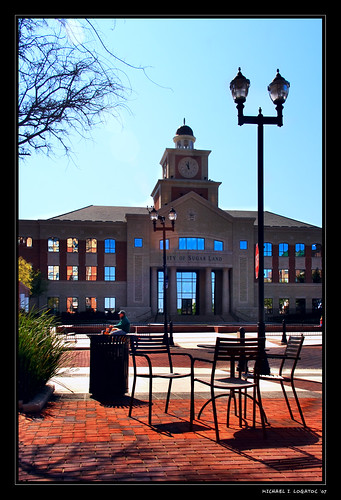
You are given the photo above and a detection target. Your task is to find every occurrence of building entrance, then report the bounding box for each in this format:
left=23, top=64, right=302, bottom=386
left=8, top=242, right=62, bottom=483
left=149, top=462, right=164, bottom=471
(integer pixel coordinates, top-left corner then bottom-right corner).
left=177, top=271, right=198, bottom=315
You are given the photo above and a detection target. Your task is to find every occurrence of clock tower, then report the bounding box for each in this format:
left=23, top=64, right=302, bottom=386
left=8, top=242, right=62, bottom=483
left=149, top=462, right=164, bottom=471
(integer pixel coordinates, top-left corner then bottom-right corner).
left=151, top=121, right=221, bottom=209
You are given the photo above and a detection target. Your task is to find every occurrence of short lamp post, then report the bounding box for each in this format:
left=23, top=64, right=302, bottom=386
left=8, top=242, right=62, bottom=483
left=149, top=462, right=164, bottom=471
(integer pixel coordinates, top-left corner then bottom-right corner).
left=149, top=207, right=177, bottom=345
left=230, top=68, right=290, bottom=374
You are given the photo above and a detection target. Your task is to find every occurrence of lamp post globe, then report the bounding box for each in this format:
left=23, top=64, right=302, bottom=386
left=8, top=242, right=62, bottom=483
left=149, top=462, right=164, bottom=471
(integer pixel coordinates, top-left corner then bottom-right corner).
left=268, top=69, right=290, bottom=105
left=229, top=67, right=250, bottom=103
left=168, top=207, right=177, bottom=221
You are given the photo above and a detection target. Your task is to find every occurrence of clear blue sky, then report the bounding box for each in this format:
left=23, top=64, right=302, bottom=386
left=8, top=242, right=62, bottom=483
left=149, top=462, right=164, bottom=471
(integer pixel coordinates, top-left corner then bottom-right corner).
left=18, top=17, right=323, bottom=227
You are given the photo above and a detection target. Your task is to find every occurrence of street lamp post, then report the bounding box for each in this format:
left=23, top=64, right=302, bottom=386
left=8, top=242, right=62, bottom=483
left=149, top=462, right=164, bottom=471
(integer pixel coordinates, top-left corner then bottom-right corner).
left=149, top=207, right=177, bottom=345
left=230, top=68, right=290, bottom=374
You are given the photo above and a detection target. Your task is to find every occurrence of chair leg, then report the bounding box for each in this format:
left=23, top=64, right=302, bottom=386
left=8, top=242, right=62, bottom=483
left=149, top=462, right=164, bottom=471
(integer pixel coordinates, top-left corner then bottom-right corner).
left=211, top=386, right=220, bottom=443
left=238, top=390, right=242, bottom=427
left=148, top=375, right=153, bottom=426
left=226, top=391, right=233, bottom=427
left=190, top=376, right=194, bottom=430
left=256, top=382, right=267, bottom=438
left=165, top=378, right=172, bottom=413
left=280, top=380, right=295, bottom=420
left=128, top=374, right=136, bottom=418
left=291, top=380, right=307, bottom=427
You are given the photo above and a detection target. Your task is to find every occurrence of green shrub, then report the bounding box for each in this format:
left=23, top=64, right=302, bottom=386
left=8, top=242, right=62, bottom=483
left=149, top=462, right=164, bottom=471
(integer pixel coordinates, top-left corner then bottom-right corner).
left=18, top=309, right=66, bottom=402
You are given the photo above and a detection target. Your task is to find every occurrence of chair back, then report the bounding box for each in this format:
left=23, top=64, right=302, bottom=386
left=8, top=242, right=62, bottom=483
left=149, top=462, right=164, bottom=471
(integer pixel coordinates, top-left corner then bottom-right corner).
left=212, top=337, right=260, bottom=379
left=130, top=333, right=173, bottom=371
left=280, top=334, right=304, bottom=376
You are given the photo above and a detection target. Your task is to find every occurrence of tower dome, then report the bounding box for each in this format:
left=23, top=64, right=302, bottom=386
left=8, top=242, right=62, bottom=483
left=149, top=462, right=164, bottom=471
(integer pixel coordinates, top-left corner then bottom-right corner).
left=173, top=119, right=196, bottom=149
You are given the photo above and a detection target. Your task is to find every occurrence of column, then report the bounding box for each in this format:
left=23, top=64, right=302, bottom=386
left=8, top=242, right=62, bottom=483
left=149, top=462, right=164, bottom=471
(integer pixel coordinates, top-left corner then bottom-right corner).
left=205, top=267, right=213, bottom=316
left=150, top=267, right=158, bottom=316
left=222, top=267, right=230, bottom=315
left=169, top=266, right=177, bottom=315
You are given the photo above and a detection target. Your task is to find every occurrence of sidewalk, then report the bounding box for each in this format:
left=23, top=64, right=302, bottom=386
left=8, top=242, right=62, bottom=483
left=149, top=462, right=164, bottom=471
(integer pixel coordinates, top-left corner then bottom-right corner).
left=18, top=339, right=324, bottom=484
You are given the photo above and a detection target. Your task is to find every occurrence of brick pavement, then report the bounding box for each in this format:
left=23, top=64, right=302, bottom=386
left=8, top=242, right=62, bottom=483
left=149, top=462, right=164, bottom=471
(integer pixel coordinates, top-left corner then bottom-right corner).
left=18, top=396, right=322, bottom=483
left=18, top=343, right=324, bottom=484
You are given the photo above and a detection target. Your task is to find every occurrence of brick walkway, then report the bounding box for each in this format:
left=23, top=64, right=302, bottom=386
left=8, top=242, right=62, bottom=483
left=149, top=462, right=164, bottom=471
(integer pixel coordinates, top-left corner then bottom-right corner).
left=18, top=344, right=324, bottom=484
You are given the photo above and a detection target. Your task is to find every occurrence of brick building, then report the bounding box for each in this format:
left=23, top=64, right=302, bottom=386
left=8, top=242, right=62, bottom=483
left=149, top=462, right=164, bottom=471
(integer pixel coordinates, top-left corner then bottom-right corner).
left=18, top=123, right=322, bottom=322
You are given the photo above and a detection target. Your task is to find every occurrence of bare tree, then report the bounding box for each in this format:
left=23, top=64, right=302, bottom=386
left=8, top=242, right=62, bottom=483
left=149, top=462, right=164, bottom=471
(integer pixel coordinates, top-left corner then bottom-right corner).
left=18, top=18, right=143, bottom=159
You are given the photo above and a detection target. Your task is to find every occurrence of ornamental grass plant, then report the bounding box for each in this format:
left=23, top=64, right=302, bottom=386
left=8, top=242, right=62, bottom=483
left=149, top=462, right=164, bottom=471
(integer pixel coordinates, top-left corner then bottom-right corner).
left=18, top=309, right=66, bottom=402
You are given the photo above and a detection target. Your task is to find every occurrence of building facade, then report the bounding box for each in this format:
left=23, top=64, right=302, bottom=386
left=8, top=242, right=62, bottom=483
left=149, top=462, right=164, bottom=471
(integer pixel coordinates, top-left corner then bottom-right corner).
left=18, top=124, right=322, bottom=322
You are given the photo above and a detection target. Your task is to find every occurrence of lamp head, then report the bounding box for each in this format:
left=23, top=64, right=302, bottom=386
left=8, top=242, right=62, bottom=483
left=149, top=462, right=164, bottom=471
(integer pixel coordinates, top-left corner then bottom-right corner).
left=168, top=207, right=177, bottom=222
left=230, top=67, right=250, bottom=103
left=268, top=69, right=290, bottom=105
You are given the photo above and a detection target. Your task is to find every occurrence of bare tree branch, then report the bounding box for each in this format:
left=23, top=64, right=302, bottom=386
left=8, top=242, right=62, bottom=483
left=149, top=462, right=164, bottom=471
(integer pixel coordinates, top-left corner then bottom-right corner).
left=18, top=18, right=142, bottom=159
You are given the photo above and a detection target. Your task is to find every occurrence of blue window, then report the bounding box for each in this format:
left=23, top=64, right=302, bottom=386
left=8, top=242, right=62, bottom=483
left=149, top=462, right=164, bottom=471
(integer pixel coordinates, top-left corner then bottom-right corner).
left=104, top=266, right=116, bottom=281
left=264, top=242, right=272, bottom=256
left=179, top=237, right=205, bottom=250
left=134, top=238, right=143, bottom=248
left=159, top=239, right=169, bottom=250
left=105, top=239, right=116, bottom=253
left=214, top=240, right=223, bottom=251
left=279, top=243, right=289, bottom=257
left=240, top=240, right=248, bottom=250
left=295, top=243, right=305, bottom=257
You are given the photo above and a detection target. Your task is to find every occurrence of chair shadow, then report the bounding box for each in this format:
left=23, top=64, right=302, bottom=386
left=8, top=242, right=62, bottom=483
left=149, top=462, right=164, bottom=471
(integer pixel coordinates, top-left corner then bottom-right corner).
left=153, top=421, right=210, bottom=436
left=220, top=426, right=320, bottom=450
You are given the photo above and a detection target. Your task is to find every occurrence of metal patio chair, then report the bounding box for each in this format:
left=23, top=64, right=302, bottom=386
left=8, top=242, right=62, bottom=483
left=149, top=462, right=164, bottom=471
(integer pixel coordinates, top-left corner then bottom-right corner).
left=128, top=334, right=194, bottom=426
left=191, top=337, right=267, bottom=442
left=258, top=334, right=306, bottom=427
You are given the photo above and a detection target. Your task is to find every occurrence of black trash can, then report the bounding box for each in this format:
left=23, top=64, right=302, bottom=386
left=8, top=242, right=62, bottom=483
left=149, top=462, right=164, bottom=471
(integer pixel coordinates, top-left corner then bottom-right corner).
left=88, top=333, right=130, bottom=399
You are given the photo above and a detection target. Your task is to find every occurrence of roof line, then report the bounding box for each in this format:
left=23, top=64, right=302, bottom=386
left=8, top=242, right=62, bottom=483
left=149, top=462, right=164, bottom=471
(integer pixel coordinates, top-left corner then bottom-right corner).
left=48, top=205, right=93, bottom=220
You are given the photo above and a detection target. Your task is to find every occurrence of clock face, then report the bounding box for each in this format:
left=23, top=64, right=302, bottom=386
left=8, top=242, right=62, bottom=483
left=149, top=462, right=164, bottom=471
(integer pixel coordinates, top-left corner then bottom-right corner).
left=178, top=157, right=199, bottom=178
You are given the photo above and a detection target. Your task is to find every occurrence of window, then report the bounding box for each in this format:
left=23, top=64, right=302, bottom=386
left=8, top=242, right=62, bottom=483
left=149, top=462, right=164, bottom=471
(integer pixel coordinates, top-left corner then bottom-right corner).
left=19, top=294, right=29, bottom=312
left=85, top=297, right=97, bottom=312
left=312, top=243, right=322, bottom=257
left=86, top=266, right=97, bottom=281
left=264, top=269, right=272, bottom=283
left=312, top=268, right=322, bottom=283
left=159, top=239, right=169, bottom=250
left=295, top=269, right=306, bottom=283
left=264, top=298, right=273, bottom=315
left=19, top=236, right=32, bottom=247
left=240, top=240, right=248, bottom=250
left=48, top=265, right=59, bottom=280
left=47, top=297, right=59, bottom=314
left=105, top=239, right=116, bottom=253
left=104, top=266, right=115, bottom=281
left=279, top=269, right=289, bottom=283
left=279, top=243, right=289, bottom=257
left=279, top=298, right=289, bottom=315
left=296, top=298, right=306, bottom=315
left=48, top=237, right=59, bottom=252
left=214, top=240, right=223, bottom=251
left=86, top=238, right=97, bottom=253
left=67, top=238, right=78, bottom=253
left=312, top=298, right=322, bottom=312
left=179, top=237, right=205, bottom=250
left=295, top=243, right=305, bottom=257
left=105, top=297, right=116, bottom=314
left=157, top=271, right=164, bottom=313
left=66, top=297, right=78, bottom=313
left=264, top=242, right=272, bottom=256
left=177, top=271, right=197, bottom=315
left=67, top=266, right=78, bottom=281
left=134, top=238, right=143, bottom=248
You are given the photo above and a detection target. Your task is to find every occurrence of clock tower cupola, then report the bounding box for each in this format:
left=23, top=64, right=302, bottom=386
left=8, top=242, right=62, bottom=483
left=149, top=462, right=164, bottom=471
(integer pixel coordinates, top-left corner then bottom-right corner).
left=151, top=121, right=221, bottom=209
left=173, top=119, right=196, bottom=149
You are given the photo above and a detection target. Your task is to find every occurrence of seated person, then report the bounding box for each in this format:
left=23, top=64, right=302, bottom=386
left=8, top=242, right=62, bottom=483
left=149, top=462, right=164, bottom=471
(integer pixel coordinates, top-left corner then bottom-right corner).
left=110, top=310, right=130, bottom=334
